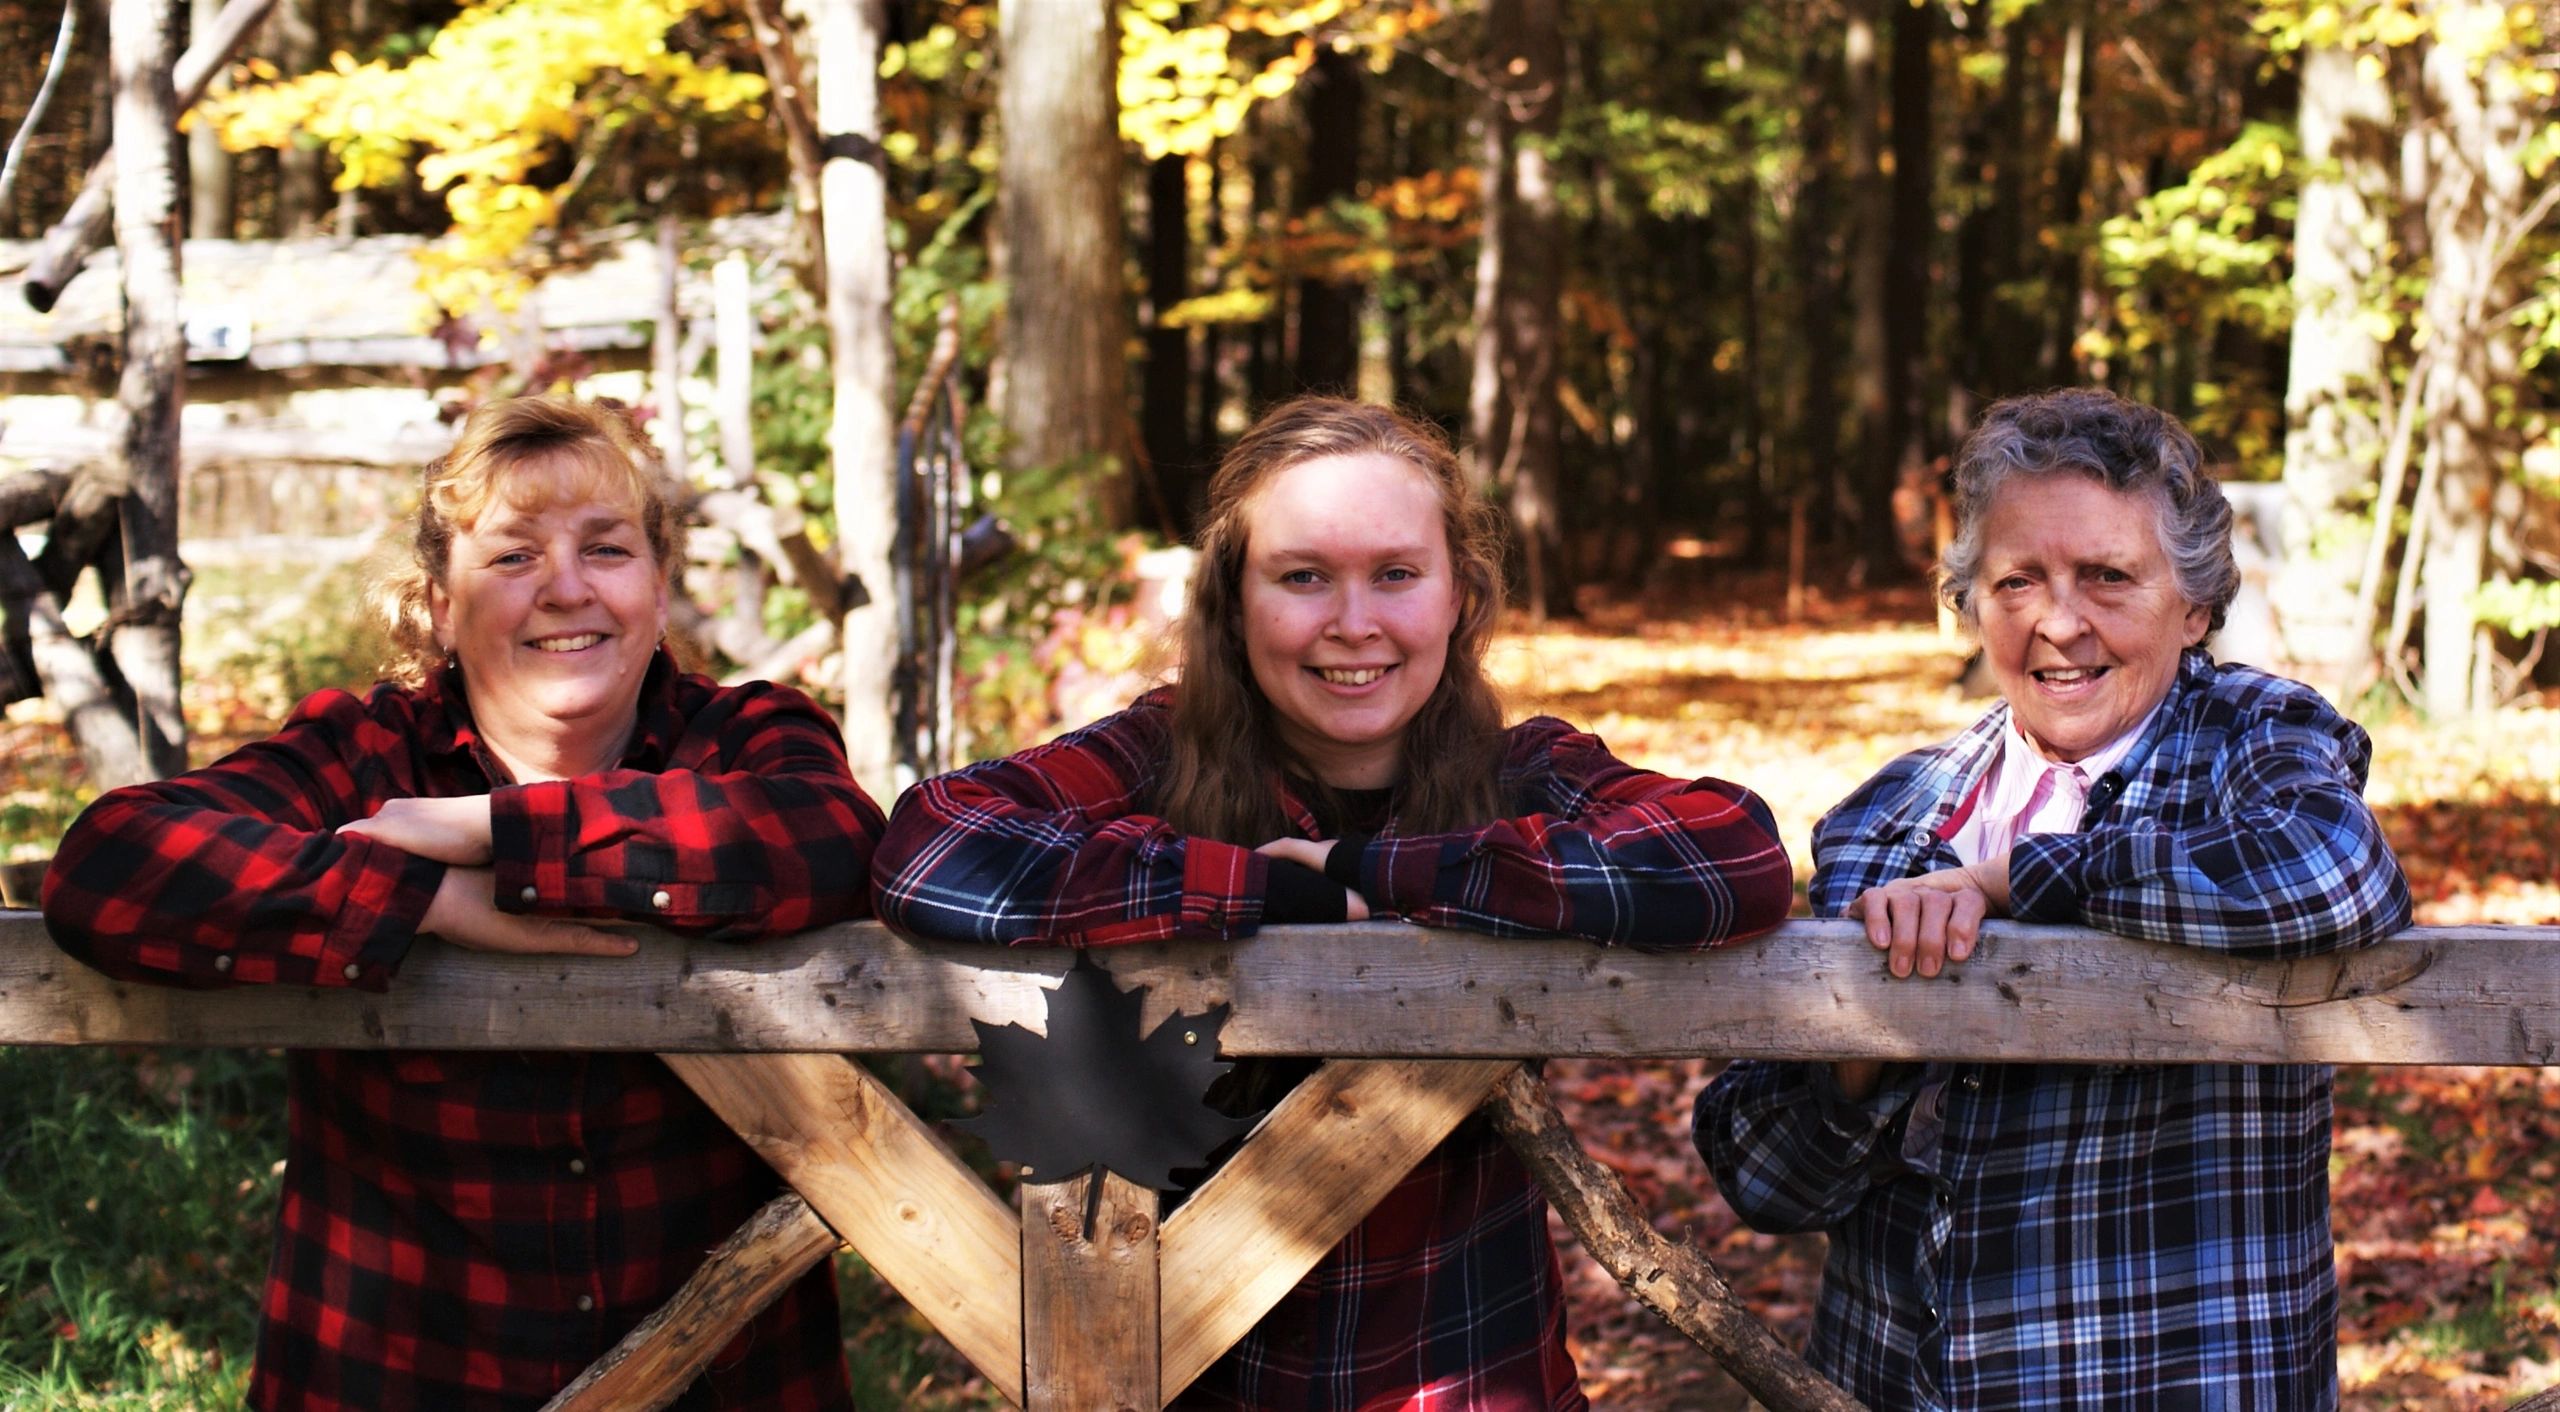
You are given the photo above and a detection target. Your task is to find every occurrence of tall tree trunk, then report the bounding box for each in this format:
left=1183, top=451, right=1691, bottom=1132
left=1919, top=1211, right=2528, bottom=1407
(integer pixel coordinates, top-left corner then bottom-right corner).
left=109, top=0, right=187, bottom=785
left=1293, top=47, right=1362, bottom=393
left=999, top=0, right=1132, bottom=524
left=184, top=0, right=229, bottom=237
left=272, top=0, right=320, bottom=234
left=1142, top=152, right=1192, bottom=536
left=1467, top=0, right=1567, bottom=618
left=1844, top=0, right=1895, bottom=570
left=2276, top=41, right=2393, bottom=678
left=814, top=0, right=898, bottom=787
left=1884, top=0, right=1933, bottom=557
left=2416, top=3, right=2529, bottom=715
left=1194, top=139, right=1224, bottom=459
left=1790, top=26, right=1845, bottom=551
left=1984, top=13, right=2034, bottom=395
left=2041, top=0, right=2092, bottom=383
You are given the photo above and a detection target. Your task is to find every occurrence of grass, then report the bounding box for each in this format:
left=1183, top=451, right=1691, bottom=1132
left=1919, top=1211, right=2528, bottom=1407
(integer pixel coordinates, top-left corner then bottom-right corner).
left=0, top=1047, right=1003, bottom=1410
left=0, top=1048, right=279, bottom=1410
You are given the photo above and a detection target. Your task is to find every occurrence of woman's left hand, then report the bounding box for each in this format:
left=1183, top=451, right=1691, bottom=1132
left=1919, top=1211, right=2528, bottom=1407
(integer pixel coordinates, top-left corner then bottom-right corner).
left=1845, top=851, right=2012, bottom=979
left=339, top=796, right=497, bottom=865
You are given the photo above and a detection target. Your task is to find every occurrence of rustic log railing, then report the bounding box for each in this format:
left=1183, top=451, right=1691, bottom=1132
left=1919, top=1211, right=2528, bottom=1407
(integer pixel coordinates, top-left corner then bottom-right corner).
left=6, top=911, right=2556, bottom=1410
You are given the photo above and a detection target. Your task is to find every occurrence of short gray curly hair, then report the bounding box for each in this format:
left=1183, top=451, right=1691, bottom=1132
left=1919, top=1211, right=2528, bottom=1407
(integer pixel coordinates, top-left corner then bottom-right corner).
left=1938, top=388, right=2238, bottom=632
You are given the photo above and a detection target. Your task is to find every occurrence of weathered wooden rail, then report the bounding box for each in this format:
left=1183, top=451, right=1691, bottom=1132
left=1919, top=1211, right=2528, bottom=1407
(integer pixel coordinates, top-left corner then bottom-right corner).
left=7, top=910, right=2556, bottom=1411
left=11, top=913, right=2554, bottom=1065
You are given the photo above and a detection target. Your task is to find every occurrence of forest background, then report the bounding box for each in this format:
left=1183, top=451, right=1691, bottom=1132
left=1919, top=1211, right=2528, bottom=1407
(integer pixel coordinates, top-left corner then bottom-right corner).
left=2, top=0, right=2560, bottom=1405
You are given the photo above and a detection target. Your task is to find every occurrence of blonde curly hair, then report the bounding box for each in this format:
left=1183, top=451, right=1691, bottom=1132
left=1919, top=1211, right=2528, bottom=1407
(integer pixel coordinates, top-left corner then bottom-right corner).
left=373, top=395, right=682, bottom=687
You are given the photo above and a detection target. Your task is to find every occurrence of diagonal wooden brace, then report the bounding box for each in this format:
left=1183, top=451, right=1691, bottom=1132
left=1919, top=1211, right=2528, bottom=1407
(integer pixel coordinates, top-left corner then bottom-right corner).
left=541, top=1191, right=843, bottom=1412
left=664, top=1052, right=1027, bottom=1406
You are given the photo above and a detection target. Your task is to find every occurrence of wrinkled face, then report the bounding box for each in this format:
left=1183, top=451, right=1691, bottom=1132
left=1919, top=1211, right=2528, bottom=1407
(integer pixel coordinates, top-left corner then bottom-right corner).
left=1238, top=452, right=1461, bottom=790
left=1973, top=472, right=2210, bottom=763
left=429, top=454, right=668, bottom=762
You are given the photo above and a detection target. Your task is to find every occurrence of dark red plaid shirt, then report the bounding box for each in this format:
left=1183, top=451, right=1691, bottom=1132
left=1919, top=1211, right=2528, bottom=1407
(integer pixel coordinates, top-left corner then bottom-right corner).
left=43, top=653, right=883, bottom=1412
left=873, top=689, right=1793, bottom=1410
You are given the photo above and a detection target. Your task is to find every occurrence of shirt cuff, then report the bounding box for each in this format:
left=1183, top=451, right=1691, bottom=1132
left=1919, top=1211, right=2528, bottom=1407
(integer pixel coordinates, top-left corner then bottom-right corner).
left=1324, top=833, right=1372, bottom=894
left=1805, top=1060, right=1921, bottom=1139
left=2008, top=832, right=2088, bottom=923
left=1262, top=859, right=1349, bottom=924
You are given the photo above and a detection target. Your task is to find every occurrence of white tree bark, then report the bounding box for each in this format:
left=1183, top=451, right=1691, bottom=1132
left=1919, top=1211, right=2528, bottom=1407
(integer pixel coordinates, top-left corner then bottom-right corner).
left=109, top=0, right=189, bottom=785
left=813, top=0, right=899, bottom=790
left=2275, top=41, right=2393, bottom=675
left=2416, top=0, right=2529, bottom=715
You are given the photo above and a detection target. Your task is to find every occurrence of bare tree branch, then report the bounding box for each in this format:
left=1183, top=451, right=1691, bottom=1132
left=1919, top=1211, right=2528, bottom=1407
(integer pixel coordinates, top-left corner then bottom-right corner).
left=0, top=0, right=81, bottom=212
left=23, top=0, right=278, bottom=312
left=1483, top=1065, right=1868, bottom=1412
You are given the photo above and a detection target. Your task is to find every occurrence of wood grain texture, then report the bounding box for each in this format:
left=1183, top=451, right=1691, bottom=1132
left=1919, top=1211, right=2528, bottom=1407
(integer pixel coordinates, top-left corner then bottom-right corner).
left=1158, top=1059, right=1515, bottom=1401
left=1021, top=1171, right=1158, bottom=1412
left=661, top=1053, right=1024, bottom=1407
left=8, top=913, right=2558, bottom=1064
left=542, top=1193, right=841, bottom=1412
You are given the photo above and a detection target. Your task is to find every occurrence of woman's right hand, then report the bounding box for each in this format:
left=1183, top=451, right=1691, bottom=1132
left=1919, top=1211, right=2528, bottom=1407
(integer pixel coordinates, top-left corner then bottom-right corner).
left=421, top=868, right=640, bottom=957
left=1254, top=837, right=1371, bottom=921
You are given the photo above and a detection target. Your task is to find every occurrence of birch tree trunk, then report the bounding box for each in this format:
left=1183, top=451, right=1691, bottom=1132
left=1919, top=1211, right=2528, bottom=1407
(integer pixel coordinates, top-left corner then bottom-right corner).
left=110, top=0, right=188, bottom=784
left=2416, top=0, right=2528, bottom=715
left=812, top=0, right=899, bottom=790
left=997, top=0, right=1133, bottom=527
left=2276, top=41, right=2394, bottom=677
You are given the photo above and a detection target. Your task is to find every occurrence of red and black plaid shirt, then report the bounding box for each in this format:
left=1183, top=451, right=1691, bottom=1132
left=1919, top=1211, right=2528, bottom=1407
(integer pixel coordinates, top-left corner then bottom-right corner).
left=43, top=653, right=883, bottom=1412
left=873, top=689, right=1793, bottom=1410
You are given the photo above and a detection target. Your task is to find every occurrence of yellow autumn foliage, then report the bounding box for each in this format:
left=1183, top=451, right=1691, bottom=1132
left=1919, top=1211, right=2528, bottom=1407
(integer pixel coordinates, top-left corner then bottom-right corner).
left=201, top=0, right=765, bottom=316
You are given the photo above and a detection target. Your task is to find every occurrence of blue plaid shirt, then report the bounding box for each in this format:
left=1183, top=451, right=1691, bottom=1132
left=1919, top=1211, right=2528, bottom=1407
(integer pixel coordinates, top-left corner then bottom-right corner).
left=1694, top=651, right=2412, bottom=1411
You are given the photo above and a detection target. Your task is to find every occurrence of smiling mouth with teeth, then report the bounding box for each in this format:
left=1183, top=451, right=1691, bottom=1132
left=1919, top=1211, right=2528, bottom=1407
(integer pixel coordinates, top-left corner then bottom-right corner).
left=2033, top=666, right=2108, bottom=683
left=531, top=633, right=605, bottom=653
left=1314, top=666, right=1389, bottom=686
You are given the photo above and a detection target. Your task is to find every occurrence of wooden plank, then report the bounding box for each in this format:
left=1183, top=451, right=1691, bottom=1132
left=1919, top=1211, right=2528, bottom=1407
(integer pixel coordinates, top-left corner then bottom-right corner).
left=1021, top=1171, right=1158, bottom=1412
left=1158, top=1059, right=1515, bottom=1402
left=9, top=912, right=2560, bottom=1065
left=543, top=1192, right=842, bottom=1412
left=660, top=1053, right=1024, bottom=1407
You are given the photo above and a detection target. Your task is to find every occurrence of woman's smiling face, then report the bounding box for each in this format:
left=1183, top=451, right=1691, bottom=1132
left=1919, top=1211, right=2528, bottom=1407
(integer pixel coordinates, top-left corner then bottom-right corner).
left=1972, top=472, right=2210, bottom=762
left=430, top=452, right=668, bottom=771
left=1237, top=452, right=1460, bottom=790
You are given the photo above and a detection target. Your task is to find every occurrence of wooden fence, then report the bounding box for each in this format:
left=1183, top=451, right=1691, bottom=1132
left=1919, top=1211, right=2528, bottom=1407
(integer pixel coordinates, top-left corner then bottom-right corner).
left=5, top=910, right=2556, bottom=1409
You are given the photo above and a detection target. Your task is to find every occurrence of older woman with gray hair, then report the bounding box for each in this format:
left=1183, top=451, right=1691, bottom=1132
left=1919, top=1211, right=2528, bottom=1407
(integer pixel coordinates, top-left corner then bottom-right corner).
left=1693, top=388, right=2411, bottom=1410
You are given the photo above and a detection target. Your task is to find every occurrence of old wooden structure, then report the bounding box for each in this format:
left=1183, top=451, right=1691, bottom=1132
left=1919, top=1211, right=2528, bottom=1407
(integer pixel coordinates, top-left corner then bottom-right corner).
left=5, top=912, right=2556, bottom=1409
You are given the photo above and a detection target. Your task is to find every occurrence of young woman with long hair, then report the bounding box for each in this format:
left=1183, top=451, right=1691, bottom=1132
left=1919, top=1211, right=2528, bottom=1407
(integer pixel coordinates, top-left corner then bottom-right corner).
left=875, top=395, right=1793, bottom=1409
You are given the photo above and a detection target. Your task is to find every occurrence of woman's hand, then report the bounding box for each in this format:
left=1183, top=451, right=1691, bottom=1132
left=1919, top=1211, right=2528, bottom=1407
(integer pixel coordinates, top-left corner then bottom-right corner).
left=421, top=867, right=639, bottom=957
left=1254, top=837, right=1370, bottom=921
left=1844, top=851, right=2012, bottom=979
left=340, top=796, right=497, bottom=866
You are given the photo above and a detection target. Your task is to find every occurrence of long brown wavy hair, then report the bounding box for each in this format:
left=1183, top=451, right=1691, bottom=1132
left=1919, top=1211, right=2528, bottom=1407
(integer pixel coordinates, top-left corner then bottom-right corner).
left=1159, top=397, right=1511, bottom=844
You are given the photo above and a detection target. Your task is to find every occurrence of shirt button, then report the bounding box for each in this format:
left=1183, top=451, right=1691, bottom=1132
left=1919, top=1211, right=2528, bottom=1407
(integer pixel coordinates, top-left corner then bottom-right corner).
left=651, top=889, right=672, bottom=911
left=342, top=963, right=361, bottom=980
left=569, top=1158, right=587, bottom=1175
left=576, top=1295, right=595, bottom=1312
left=213, top=954, right=233, bottom=972
left=1909, top=825, right=1933, bottom=848
left=1961, top=1073, right=1982, bottom=1092
left=520, top=885, right=538, bottom=904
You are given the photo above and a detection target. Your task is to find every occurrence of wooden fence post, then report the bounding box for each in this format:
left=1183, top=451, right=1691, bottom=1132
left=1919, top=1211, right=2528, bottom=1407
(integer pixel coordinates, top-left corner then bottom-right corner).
left=1021, top=1171, right=1158, bottom=1412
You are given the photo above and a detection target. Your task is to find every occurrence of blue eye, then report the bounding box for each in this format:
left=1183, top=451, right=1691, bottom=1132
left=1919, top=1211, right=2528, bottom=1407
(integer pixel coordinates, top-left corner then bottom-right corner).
left=1379, top=567, right=1418, bottom=583
left=1281, top=569, right=1323, bottom=586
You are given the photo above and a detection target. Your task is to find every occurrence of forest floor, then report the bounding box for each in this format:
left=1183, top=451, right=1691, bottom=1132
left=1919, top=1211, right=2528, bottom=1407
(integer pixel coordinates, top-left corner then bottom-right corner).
left=4, top=579, right=2557, bottom=1406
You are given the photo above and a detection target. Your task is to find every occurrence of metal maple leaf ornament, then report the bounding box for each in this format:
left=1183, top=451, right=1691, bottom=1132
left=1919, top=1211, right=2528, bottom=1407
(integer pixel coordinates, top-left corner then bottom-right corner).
left=960, top=954, right=1257, bottom=1234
